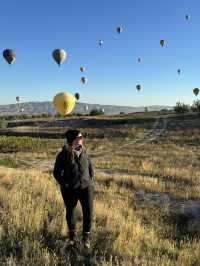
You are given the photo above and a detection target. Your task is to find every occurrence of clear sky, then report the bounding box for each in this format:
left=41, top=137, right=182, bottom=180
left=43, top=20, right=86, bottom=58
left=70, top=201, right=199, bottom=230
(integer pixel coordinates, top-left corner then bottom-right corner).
left=0, top=0, right=199, bottom=106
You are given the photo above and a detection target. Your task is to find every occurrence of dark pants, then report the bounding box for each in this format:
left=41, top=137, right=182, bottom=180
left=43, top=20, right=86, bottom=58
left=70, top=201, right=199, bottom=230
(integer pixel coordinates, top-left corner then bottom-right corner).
left=60, top=185, right=93, bottom=233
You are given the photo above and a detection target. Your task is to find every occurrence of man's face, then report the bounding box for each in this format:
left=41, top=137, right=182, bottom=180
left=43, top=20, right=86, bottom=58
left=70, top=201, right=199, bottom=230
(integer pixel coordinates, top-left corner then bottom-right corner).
left=72, top=133, right=83, bottom=147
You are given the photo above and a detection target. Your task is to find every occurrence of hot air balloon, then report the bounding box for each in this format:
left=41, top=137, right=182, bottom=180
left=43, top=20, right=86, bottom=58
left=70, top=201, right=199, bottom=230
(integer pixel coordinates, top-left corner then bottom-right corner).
left=160, top=40, right=166, bottom=47
left=53, top=92, right=75, bottom=116
left=3, top=49, right=16, bottom=65
left=81, top=77, right=88, bottom=84
left=116, top=26, right=124, bottom=34
left=99, top=40, right=103, bottom=47
left=75, top=93, right=80, bottom=100
left=136, top=84, right=142, bottom=91
left=177, top=69, right=181, bottom=75
left=185, top=14, right=190, bottom=20
left=15, top=96, right=20, bottom=113
left=80, top=67, right=86, bottom=72
left=193, top=88, right=199, bottom=97
left=138, top=58, right=142, bottom=63
left=52, top=49, right=67, bottom=66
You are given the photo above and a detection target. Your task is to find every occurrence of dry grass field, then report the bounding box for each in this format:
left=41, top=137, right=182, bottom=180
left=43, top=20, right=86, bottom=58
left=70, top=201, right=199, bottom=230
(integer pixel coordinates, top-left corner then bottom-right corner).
left=0, top=113, right=200, bottom=265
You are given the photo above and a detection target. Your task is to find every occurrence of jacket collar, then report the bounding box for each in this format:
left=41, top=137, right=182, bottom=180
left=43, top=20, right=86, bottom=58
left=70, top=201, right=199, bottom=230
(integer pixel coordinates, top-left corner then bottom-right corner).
left=61, top=145, right=85, bottom=158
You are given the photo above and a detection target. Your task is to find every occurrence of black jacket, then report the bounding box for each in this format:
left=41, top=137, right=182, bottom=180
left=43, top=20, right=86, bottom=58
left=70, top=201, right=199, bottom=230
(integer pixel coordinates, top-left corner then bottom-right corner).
left=53, top=145, right=94, bottom=189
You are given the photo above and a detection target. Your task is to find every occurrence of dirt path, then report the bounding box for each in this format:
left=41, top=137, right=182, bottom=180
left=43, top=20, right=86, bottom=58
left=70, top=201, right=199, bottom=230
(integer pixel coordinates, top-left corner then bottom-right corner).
left=26, top=116, right=168, bottom=172
left=24, top=115, right=168, bottom=172
left=89, top=116, right=168, bottom=159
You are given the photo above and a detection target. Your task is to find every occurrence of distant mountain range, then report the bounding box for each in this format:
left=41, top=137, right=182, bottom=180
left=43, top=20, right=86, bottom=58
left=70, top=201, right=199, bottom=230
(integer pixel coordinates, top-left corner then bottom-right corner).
left=0, top=101, right=173, bottom=116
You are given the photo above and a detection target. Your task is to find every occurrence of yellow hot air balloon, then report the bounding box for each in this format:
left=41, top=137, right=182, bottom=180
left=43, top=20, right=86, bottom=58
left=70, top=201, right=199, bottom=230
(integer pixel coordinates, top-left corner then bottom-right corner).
left=53, top=92, right=75, bottom=116
left=193, top=88, right=199, bottom=97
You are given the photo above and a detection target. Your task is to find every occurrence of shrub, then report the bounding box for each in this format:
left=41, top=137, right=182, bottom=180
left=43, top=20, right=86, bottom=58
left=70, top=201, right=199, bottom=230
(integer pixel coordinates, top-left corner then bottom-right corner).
left=89, top=108, right=104, bottom=116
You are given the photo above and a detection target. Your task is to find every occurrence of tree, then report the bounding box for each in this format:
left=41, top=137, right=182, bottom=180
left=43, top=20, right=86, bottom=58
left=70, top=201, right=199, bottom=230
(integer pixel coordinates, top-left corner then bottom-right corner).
left=191, top=100, right=200, bottom=113
left=174, top=101, right=189, bottom=113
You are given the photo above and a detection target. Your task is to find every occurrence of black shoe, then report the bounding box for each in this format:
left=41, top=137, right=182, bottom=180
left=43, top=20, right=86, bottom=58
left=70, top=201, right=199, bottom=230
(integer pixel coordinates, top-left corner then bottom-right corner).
left=68, top=230, right=77, bottom=246
left=82, top=232, right=91, bottom=249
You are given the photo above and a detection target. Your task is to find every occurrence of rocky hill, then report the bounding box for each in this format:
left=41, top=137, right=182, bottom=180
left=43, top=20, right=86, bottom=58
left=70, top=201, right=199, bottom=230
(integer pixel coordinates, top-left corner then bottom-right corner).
left=0, top=101, right=172, bottom=116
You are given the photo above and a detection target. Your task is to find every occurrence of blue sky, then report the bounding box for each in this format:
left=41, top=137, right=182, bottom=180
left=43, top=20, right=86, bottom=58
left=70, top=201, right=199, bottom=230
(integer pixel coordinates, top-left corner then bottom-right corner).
left=0, top=0, right=199, bottom=106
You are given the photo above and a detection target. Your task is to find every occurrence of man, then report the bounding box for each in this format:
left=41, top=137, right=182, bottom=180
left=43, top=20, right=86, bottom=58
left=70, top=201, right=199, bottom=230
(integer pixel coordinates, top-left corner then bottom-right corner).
left=53, top=129, right=94, bottom=249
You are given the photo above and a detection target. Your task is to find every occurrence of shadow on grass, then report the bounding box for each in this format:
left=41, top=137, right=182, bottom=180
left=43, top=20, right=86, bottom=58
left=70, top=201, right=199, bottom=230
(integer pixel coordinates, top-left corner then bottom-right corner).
left=91, top=229, right=120, bottom=262
left=0, top=229, right=25, bottom=263
left=39, top=220, right=118, bottom=265
left=97, top=177, right=115, bottom=188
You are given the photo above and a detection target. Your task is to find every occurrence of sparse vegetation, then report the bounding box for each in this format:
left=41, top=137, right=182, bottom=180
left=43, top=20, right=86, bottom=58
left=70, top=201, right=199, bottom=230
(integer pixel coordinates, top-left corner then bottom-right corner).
left=0, top=113, right=53, bottom=121
left=0, top=113, right=200, bottom=265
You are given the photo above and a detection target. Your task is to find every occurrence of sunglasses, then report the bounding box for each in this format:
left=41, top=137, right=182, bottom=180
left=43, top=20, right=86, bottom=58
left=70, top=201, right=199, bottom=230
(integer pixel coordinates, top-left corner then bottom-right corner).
left=75, top=135, right=83, bottom=140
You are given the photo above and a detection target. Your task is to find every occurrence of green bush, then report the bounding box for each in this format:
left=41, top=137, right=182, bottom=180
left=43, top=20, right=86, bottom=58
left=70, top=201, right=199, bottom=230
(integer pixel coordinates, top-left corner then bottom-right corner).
left=89, top=108, right=104, bottom=116
left=0, top=157, right=19, bottom=168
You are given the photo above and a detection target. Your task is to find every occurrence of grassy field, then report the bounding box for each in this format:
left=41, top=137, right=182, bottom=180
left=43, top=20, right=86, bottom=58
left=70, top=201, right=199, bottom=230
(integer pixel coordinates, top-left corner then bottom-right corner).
left=0, top=113, right=200, bottom=265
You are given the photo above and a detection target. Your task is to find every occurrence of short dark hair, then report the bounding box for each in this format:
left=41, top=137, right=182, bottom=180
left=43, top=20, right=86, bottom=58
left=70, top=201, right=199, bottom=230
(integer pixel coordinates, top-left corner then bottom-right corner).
left=65, top=129, right=82, bottom=144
